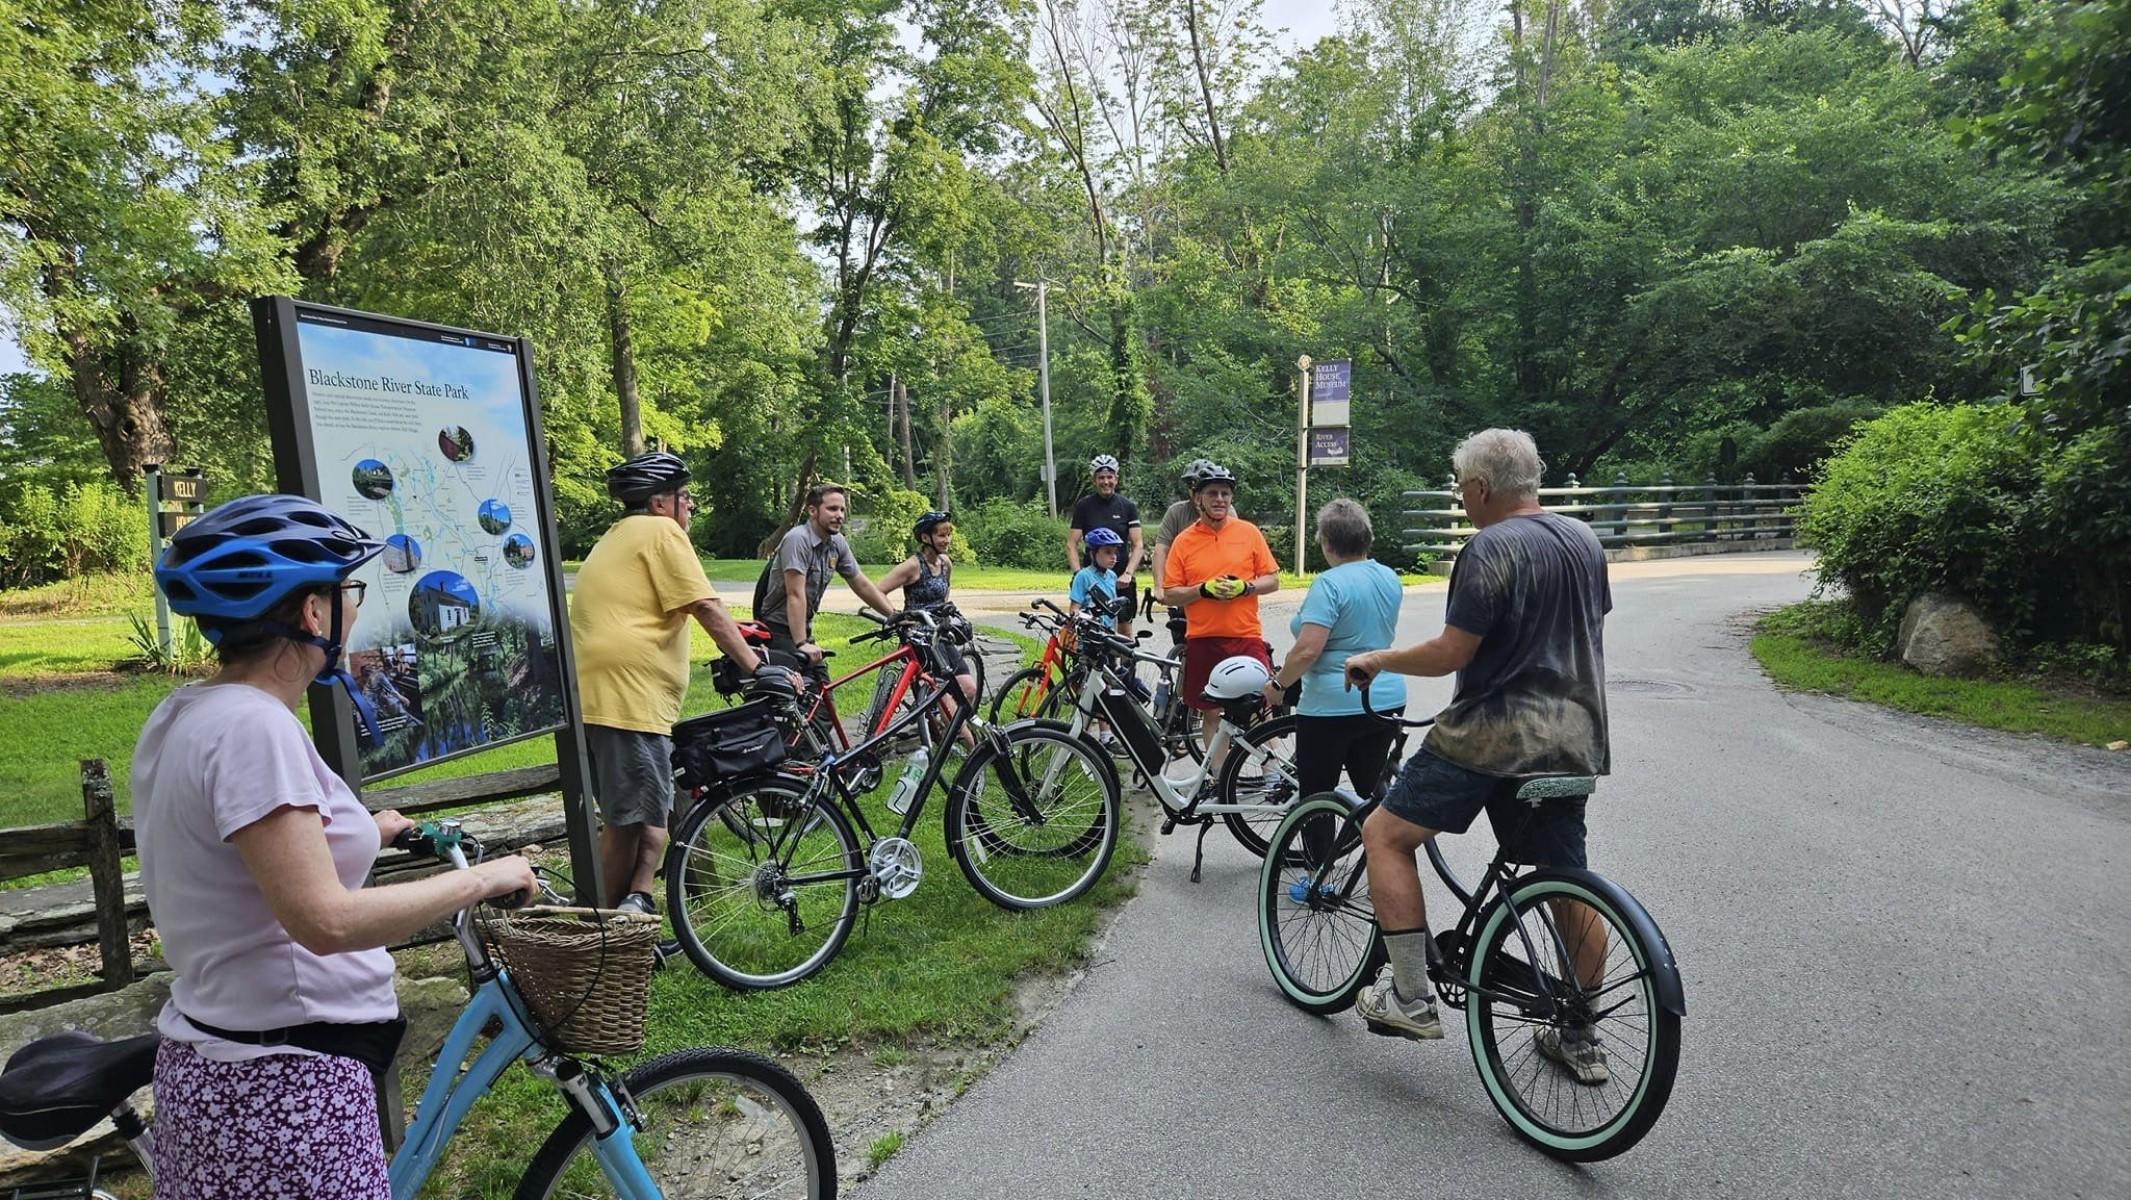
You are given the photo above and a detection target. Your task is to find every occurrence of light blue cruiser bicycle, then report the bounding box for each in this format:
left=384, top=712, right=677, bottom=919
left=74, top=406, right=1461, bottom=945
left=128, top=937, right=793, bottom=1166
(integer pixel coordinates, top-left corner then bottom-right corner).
left=0, top=819, right=836, bottom=1199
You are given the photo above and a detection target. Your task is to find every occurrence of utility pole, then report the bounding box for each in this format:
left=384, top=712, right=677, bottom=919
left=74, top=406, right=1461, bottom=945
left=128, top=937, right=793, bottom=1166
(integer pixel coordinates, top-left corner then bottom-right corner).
left=1014, top=280, right=1058, bottom=516
left=1295, top=355, right=1311, bottom=571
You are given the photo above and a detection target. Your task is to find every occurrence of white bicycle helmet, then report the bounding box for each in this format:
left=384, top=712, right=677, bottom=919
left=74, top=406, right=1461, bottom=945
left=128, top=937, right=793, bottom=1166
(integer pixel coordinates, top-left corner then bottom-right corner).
left=1202, top=655, right=1271, bottom=702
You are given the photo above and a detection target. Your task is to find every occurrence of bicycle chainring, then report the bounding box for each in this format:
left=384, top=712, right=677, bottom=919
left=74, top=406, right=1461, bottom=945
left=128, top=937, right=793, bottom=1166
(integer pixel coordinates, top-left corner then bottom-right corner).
left=867, top=836, right=924, bottom=900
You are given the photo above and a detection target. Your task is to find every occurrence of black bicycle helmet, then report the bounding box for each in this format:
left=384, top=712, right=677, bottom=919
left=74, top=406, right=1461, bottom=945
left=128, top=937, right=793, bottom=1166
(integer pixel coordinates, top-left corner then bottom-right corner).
left=605, top=451, right=691, bottom=505
left=913, top=510, right=952, bottom=539
left=1190, top=462, right=1238, bottom=492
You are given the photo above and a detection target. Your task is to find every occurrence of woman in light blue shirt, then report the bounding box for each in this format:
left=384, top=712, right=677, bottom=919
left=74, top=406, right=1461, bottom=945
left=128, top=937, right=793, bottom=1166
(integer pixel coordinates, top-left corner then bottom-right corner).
left=1265, top=499, right=1407, bottom=798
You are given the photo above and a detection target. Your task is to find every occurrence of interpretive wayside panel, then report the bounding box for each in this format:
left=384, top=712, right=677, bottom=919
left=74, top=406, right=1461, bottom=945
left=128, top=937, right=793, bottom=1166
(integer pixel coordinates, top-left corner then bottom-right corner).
left=289, top=310, right=566, bottom=778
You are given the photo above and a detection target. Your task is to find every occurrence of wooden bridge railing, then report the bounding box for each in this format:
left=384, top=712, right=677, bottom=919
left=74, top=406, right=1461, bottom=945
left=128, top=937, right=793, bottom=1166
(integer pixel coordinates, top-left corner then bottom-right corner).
left=1403, top=472, right=1806, bottom=559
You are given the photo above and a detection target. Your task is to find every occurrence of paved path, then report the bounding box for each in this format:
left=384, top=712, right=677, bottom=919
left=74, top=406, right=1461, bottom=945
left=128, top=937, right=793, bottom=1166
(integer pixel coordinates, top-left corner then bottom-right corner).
left=860, top=551, right=2131, bottom=1199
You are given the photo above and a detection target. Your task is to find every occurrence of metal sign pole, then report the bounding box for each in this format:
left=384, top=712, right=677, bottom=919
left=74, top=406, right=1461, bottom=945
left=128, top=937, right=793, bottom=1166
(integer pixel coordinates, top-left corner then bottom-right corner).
left=1294, top=356, right=1311, bottom=572
left=142, top=465, right=172, bottom=654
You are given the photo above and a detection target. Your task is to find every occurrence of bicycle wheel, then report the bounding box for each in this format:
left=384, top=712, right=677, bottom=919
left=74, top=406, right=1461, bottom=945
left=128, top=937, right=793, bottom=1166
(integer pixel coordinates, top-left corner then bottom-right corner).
left=946, top=724, right=1120, bottom=909
left=1217, top=712, right=1301, bottom=857
left=1258, top=792, right=1382, bottom=1013
left=666, top=776, right=861, bottom=990
left=1465, top=871, right=1683, bottom=1161
left=987, top=666, right=1055, bottom=724
left=514, top=1046, right=836, bottom=1200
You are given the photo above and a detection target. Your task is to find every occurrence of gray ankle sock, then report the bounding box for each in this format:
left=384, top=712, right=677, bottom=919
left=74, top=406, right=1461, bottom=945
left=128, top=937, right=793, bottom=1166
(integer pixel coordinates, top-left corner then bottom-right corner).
left=1381, top=929, right=1434, bottom=1005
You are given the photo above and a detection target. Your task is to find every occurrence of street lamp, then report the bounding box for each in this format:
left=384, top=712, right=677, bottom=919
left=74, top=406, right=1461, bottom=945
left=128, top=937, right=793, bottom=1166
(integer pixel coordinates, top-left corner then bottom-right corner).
left=1012, top=280, right=1058, bottom=517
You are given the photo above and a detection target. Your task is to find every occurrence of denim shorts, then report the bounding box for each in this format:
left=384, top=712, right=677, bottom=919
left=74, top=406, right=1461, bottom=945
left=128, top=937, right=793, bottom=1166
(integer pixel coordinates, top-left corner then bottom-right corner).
left=1380, top=747, right=1589, bottom=868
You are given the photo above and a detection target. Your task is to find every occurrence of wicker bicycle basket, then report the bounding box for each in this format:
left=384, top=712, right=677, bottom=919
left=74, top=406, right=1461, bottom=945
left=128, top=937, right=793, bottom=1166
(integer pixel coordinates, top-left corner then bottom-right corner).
left=481, top=906, right=661, bottom=1056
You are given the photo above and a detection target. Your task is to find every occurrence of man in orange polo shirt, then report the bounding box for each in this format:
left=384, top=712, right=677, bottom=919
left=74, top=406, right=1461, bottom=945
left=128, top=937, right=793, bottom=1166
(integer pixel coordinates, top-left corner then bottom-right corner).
left=1159, top=463, right=1279, bottom=770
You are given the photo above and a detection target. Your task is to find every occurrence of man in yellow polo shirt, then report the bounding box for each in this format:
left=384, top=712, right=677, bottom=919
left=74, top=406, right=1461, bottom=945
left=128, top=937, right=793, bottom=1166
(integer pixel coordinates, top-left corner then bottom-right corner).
left=1159, top=463, right=1279, bottom=771
left=571, top=451, right=784, bottom=911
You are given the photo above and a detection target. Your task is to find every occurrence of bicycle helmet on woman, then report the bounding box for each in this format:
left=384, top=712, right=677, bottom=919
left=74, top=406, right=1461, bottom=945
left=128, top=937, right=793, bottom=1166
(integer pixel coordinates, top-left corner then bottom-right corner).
left=155, top=494, right=388, bottom=736
left=1190, top=462, right=1238, bottom=492
left=605, top=451, right=691, bottom=506
left=913, top=510, right=953, bottom=539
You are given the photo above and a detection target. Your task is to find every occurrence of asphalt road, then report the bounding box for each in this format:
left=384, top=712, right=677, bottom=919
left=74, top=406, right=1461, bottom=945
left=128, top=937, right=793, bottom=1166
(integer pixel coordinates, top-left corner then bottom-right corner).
left=857, top=551, right=2131, bottom=1200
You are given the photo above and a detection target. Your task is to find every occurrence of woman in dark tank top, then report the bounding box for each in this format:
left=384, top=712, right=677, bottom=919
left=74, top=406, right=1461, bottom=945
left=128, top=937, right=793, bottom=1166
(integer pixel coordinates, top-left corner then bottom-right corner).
left=877, top=511, right=978, bottom=709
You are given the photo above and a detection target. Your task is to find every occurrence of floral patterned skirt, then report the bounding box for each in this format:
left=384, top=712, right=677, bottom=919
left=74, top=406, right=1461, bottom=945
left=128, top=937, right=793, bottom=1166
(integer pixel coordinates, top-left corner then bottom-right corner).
left=151, top=1038, right=390, bottom=1199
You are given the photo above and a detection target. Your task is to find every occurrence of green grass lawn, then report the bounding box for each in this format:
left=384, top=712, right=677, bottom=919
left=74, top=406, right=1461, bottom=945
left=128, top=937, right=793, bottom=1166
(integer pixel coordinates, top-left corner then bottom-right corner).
left=1752, top=603, right=2131, bottom=748
left=0, top=593, right=1041, bottom=827
left=413, top=764, right=1144, bottom=1197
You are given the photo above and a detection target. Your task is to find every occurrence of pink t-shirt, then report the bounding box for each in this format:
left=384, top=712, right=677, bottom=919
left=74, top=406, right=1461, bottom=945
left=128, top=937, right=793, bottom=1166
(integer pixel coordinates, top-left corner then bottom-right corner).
left=133, top=683, right=397, bottom=1060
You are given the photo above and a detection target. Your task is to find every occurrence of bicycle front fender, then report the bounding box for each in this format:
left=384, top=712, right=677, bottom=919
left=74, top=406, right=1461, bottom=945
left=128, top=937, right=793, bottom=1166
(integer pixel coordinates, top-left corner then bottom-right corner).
left=1501, top=868, right=1686, bottom=1018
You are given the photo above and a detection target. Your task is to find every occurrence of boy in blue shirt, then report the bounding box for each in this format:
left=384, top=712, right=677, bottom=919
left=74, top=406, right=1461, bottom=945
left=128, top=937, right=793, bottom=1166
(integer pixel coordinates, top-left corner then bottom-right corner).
left=1069, top=528, right=1124, bottom=627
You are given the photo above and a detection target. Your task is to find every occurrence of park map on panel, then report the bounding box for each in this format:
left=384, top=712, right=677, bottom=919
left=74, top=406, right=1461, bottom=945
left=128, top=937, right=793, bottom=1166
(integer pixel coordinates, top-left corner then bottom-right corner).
left=298, top=316, right=565, bottom=778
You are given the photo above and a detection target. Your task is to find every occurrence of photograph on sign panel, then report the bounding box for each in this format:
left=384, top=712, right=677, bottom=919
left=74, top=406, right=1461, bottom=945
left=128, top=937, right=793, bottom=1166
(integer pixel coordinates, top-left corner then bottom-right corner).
left=296, top=316, right=564, bottom=777
left=348, top=643, right=424, bottom=736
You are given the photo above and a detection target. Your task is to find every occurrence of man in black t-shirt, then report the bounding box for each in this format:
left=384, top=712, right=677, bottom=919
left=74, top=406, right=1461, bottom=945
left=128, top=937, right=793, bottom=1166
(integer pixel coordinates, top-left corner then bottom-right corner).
left=1066, top=454, right=1143, bottom=636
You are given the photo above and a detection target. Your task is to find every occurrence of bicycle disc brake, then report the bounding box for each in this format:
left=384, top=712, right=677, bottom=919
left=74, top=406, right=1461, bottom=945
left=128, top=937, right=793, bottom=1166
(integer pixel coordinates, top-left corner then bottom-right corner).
left=867, top=836, right=924, bottom=900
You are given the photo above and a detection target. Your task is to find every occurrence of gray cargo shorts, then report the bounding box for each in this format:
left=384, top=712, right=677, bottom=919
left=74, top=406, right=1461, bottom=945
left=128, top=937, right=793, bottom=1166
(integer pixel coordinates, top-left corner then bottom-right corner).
left=586, top=724, right=675, bottom=829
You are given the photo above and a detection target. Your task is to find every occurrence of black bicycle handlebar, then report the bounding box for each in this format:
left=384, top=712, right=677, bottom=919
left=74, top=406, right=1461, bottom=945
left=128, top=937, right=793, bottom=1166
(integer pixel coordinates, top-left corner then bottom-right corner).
left=1355, top=671, right=1435, bottom=728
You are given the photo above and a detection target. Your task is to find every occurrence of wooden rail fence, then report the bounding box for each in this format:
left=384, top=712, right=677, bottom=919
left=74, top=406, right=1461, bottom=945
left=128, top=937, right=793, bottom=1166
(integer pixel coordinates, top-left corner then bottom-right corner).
left=0, top=759, right=568, bottom=1013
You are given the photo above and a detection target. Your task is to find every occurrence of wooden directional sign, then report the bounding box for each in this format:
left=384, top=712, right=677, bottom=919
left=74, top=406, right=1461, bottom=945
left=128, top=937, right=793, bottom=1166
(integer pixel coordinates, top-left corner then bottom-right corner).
left=158, top=510, right=200, bottom=538
left=158, top=473, right=206, bottom=504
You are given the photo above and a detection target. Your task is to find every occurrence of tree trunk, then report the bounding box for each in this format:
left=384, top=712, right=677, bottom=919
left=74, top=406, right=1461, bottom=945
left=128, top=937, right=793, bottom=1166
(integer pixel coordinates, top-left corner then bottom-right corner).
left=758, top=447, right=820, bottom=556
left=1183, top=0, right=1230, bottom=174
left=896, top=377, right=918, bottom=489
left=68, top=336, right=171, bottom=497
left=936, top=389, right=954, bottom=511
left=605, top=262, right=645, bottom=457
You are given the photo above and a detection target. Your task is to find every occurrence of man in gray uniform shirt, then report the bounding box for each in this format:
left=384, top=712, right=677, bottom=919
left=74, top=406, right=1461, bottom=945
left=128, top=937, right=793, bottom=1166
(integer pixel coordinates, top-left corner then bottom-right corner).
left=755, top=483, right=898, bottom=666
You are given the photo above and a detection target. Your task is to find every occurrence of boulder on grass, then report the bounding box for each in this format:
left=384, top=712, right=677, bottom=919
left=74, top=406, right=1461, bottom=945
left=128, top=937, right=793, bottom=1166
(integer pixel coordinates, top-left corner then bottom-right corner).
left=1897, top=592, right=2001, bottom=678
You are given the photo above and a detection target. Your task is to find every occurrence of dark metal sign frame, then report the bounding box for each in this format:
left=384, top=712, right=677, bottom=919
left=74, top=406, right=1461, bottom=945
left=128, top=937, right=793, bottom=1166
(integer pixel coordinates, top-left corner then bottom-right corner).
left=249, top=296, right=602, bottom=903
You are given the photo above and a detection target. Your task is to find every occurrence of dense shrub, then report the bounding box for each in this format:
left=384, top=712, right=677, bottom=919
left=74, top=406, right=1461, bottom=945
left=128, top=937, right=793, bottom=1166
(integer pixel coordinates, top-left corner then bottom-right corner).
left=1796, top=402, right=2075, bottom=648
left=961, top=498, right=1067, bottom=570
left=0, top=480, right=150, bottom=587
left=848, top=486, right=976, bottom=566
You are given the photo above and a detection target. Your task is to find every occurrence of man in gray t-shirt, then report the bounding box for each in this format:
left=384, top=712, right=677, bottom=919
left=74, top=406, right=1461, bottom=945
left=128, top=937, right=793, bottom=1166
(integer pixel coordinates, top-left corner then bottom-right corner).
left=753, top=484, right=898, bottom=664
left=1340, top=430, right=1614, bottom=1073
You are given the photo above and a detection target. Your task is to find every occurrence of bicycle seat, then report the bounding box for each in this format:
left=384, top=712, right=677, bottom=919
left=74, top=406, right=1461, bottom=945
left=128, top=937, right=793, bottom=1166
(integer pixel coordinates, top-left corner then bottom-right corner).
left=0, top=1031, right=158, bottom=1151
left=1509, top=774, right=1597, bottom=800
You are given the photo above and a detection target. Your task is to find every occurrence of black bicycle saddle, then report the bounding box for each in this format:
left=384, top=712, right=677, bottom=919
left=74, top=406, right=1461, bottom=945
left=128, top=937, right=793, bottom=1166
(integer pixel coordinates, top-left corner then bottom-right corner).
left=0, top=1031, right=158, bottom=1151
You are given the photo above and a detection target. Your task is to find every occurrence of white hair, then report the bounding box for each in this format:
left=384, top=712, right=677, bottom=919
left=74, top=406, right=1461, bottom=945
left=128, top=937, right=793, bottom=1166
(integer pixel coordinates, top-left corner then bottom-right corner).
left=1452, top=428, right=1544, bottom=499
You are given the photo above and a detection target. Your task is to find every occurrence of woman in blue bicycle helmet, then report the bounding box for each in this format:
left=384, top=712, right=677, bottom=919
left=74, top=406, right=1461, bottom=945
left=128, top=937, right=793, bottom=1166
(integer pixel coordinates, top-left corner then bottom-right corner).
left=136, top=494, right=536, bottom=1199
left=878, top=509, right=979, bottom=706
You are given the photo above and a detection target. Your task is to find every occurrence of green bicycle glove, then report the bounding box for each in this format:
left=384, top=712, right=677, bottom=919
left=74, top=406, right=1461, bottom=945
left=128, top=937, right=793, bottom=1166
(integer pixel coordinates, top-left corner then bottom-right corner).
left=1201, top=575, right=1247, bottom=600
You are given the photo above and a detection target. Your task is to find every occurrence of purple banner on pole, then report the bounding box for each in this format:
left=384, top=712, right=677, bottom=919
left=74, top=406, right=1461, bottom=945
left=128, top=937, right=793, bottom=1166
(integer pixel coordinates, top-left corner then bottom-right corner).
left=1309, top=426, right=1350, bottom=466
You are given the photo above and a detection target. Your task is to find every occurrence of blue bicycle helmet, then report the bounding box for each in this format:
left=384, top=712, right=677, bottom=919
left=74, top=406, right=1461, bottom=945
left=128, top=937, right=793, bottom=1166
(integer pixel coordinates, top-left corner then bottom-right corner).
left=157, top=494, right=388, bottom=737
left=1082, top=527, right=1124, bottom=549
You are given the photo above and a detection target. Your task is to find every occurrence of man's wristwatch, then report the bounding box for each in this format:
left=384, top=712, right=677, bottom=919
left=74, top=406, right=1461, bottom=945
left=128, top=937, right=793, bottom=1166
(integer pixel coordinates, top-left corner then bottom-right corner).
left=1241, top=580, right=1254, bottom=596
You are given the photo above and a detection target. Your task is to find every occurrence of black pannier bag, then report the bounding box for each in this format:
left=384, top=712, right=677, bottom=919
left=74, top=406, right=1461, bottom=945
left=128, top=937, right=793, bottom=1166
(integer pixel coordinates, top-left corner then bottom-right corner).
left=671, top=699, right=787, bottom=788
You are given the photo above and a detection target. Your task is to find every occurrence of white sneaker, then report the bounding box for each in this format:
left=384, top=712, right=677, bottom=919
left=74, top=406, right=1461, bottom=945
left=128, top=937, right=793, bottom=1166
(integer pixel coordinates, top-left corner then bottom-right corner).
left=1535, top=1025, right=1609, bottom=1085
left=1356, top=967, right=1442, bottom=1040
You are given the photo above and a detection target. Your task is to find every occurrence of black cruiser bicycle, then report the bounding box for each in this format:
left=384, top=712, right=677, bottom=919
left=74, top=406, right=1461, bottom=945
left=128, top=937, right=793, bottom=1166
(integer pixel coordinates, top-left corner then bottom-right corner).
left=1256, top=689, right=1683, bottom=1161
